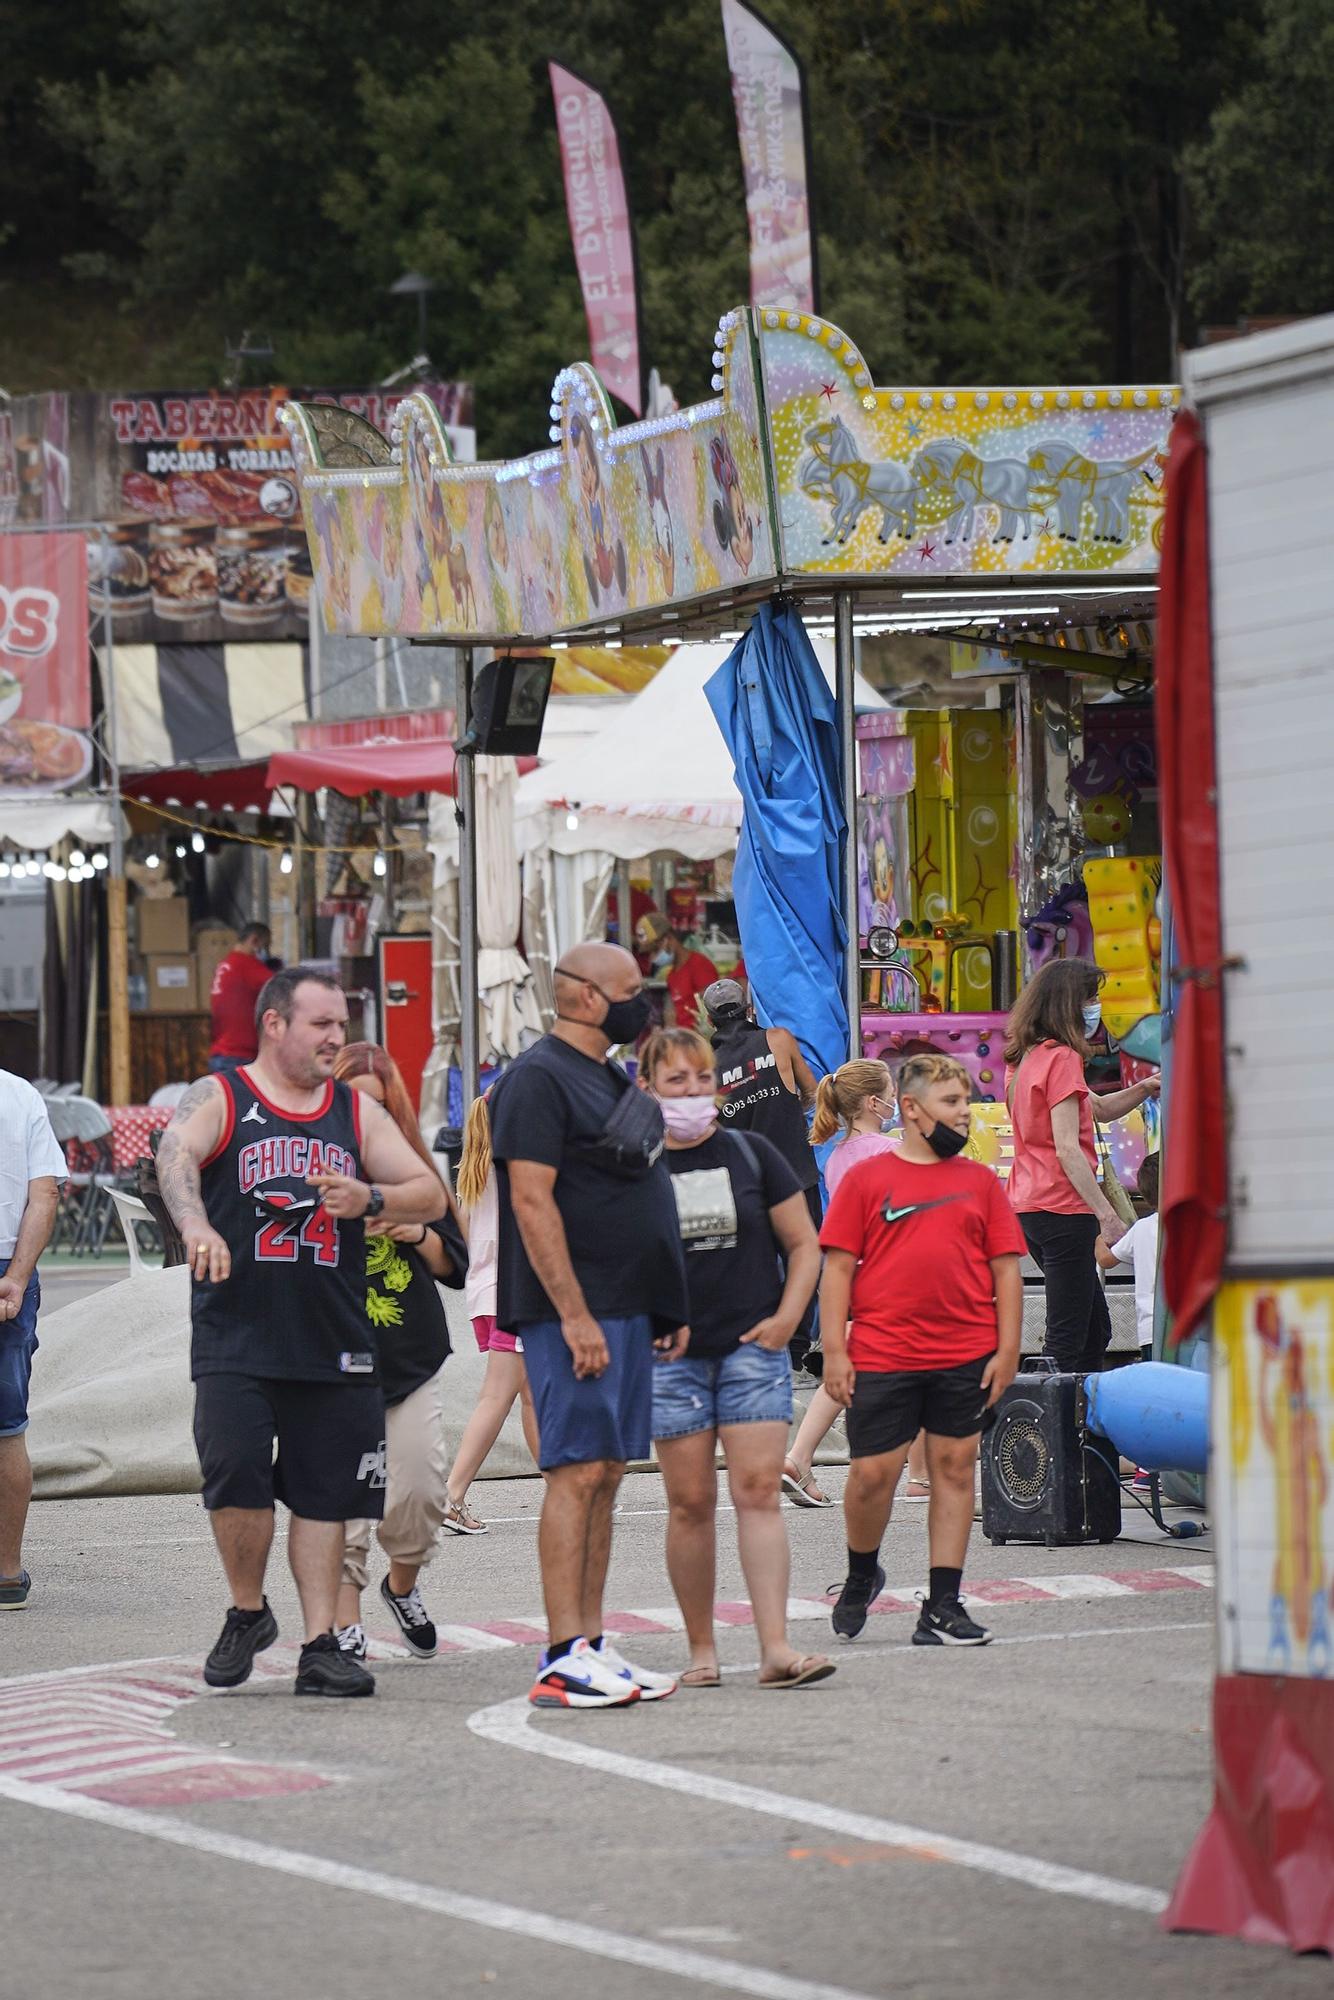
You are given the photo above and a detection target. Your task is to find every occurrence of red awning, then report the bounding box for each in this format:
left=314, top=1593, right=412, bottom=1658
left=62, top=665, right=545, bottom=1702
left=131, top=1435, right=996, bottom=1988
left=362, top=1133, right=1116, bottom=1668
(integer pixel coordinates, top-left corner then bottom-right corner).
left=266, top=740, right=535, bottom=798
left=1156, top=408, right=1227, bottom=1343
left=124, top=762, right=274, bottom=813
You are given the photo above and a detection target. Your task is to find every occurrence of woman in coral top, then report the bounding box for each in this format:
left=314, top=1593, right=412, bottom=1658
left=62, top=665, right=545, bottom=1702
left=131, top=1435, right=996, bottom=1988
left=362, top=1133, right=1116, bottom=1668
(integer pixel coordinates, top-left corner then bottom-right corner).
left=1005, top=959, right=1158, bottom=1373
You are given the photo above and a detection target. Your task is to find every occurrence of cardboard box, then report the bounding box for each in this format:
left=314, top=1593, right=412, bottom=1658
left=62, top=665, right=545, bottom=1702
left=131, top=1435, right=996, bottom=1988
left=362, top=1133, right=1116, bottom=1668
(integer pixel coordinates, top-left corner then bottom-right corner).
left=194, top=925, right=235, bottom=998
left=138, top=896, right=189, bottom=955
left=145, top=953, right=198, bottom=1013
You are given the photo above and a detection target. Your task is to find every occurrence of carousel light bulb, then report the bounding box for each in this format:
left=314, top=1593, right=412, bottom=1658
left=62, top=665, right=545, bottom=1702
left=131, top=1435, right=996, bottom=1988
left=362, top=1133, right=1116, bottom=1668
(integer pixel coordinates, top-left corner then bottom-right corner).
left=43, top=861, right=61, bottom=880
left=565, top=812, right=579, bottom=832
left=191, top=831, right=206, bottom=853
left=0, top=861, right=10, bottom=878
left=174, top=843, right=188, bottom=859
left=92, top=851, right=108, bottom=870
left=69, top=849, right=86, bottom=868
left=372, top=851, right=388, bottom=878
left=279, top=849, right=294, bottom=876
left=25, top=858, right=41, bottom=876
left=145, top=853, right=161, bottom=870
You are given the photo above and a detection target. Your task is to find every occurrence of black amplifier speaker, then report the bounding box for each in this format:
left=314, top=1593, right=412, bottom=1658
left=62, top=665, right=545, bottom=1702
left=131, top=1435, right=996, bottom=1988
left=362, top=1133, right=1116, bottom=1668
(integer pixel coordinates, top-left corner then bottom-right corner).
left=980, top=1363, right=1121, bottom=1548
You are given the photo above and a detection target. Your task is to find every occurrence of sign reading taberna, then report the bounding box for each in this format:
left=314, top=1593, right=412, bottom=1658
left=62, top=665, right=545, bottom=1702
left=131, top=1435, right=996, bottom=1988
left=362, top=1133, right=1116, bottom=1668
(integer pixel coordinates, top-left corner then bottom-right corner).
left=109, top=383, right=475, bottom=524
left=0, top=531, right=93, bottom=793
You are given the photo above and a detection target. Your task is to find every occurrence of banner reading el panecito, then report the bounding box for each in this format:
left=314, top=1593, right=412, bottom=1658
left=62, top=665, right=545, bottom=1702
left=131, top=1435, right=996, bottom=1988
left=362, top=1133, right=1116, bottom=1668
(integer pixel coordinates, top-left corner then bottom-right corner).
left=0, top=531, right=92, bottom=791
left=549, top=63, right=642, bottom=415
left=720, top=0, right=816, bottom=313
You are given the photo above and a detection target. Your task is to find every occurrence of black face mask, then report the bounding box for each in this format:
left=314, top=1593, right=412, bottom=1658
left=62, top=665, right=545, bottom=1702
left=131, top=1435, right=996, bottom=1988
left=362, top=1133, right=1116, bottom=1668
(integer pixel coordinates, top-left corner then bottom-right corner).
left=924, top=1118, right=969, bottom=1160
left=593, top=985, right=653, bottom=1046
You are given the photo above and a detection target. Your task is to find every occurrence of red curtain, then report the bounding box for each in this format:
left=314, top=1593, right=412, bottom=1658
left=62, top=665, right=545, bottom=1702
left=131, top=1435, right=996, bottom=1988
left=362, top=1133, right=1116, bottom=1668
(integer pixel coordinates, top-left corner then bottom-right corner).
left=1155, top=410, right=1227, bottom=1342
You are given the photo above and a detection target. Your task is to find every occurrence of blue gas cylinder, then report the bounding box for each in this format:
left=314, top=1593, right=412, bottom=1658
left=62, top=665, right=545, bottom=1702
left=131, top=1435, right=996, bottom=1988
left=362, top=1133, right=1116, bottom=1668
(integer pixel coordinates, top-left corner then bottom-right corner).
left=1083, top=1361, right=1209, bottom=1474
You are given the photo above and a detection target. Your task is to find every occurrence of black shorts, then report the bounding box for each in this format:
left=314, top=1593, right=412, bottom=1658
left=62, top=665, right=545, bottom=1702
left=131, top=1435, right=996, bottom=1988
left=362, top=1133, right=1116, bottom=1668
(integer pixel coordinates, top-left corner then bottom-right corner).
left=193, top=1373, right=386, bottom=1521
left=846, top=1355, right=992, bottom=1459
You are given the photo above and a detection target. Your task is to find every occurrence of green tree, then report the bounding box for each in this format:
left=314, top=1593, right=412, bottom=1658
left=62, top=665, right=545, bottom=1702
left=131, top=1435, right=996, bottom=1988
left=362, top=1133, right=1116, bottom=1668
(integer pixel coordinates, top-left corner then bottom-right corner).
left=1187, top=0, right=1334, bottom=325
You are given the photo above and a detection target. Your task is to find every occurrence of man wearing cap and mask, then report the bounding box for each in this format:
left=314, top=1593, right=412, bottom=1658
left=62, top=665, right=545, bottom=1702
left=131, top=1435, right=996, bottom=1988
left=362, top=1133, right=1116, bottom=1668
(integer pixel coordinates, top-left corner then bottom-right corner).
left=634, top=913, right=718, bottom=1031
left=704, top=978, right=824, bottom=1370
left=488, top=942, right=688, bottom=1710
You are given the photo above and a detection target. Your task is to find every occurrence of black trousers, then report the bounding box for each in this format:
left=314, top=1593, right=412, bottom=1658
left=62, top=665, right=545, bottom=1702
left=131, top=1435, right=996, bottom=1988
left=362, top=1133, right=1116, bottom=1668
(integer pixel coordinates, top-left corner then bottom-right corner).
left=789, top=1182, right=824, bottom=1371
left=1019, top=1210, right=1111, bottom=1376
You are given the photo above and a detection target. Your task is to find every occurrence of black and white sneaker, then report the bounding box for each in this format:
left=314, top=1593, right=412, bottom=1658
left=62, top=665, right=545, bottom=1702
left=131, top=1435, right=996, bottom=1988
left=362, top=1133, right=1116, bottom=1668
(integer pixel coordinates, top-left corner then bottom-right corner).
left=830, top=1564, right=886, bottom=1640
left=335, top=1622, right=368, bottom=1660
left=379, top=1574, right=438, bottom=1659
left=203, top=1600, right=278, bottom=1687
left=295, top=1631, right=376, bottom=1696
left=912, top=1596, right=991, bottom=1647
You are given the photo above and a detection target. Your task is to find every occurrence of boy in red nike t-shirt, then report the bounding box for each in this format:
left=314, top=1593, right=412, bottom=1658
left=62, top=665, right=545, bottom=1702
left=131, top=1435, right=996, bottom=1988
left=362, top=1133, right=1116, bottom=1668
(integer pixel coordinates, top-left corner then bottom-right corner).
left=819, top=1052, right=1023, bottom=1647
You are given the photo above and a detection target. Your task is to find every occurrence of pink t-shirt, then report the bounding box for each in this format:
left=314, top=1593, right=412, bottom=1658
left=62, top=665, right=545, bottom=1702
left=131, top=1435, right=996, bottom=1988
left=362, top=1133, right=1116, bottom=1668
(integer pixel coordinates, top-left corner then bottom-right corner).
left=824, top=1129, right=898, bottom=1199
left=1007, top=1041, right=1097, bottom=1216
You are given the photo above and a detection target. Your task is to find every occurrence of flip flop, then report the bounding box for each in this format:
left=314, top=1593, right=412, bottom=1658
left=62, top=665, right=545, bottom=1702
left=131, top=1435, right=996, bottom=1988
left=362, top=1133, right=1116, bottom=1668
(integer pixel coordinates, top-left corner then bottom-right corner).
left=782, top=1462, right=834, bottom=1509
left=903, top=1478, right=931, bottom=1503
left=758, top=1655, right=837, bottom=1689
left=680, top=1665, right=722, bottom=1688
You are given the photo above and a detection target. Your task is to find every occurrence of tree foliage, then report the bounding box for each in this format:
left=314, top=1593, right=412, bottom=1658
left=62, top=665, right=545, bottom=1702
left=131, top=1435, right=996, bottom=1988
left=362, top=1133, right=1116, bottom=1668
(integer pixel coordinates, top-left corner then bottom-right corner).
left=1, top=0, right=1323, bottom=454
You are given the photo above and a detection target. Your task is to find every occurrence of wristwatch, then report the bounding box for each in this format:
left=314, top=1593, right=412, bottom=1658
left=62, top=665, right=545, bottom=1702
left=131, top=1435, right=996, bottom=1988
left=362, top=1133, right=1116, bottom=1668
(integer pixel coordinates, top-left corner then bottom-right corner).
left=365, top=1184, right=385, bottom=1219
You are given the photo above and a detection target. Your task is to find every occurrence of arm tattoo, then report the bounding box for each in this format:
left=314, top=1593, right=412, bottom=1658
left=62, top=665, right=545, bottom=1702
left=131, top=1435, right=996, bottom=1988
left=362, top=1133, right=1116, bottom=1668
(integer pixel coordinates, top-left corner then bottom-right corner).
left=157, top=1076, right=221, bottom=1233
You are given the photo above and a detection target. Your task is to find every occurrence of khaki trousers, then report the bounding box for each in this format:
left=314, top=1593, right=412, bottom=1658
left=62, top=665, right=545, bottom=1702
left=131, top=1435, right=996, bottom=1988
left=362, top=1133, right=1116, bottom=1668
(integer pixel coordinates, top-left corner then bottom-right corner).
left=343, top=1366, right=448, bottom=1591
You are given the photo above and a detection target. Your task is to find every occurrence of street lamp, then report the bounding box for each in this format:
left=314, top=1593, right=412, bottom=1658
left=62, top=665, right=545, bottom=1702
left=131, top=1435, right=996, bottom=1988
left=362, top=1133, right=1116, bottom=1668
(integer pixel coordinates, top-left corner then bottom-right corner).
left=389, top=271, right=434, bottom=354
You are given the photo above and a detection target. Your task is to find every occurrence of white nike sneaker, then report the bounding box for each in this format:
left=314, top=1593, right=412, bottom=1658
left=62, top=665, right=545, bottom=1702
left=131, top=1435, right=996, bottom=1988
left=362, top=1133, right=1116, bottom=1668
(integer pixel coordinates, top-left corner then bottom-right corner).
left=528, top=1637, right=642, bottom=1709
left=592, top=1638, right=677, bottom=1701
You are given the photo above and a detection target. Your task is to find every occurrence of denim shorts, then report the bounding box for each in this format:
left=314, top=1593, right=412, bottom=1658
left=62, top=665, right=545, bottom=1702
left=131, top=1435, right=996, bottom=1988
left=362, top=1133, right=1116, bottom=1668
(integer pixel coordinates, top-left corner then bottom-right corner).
left=652, top=1341, right=794, bottom=1441
left=520, top=1315, right=653, bottom=1470
left=0, top=1263, right=40, bottom=1438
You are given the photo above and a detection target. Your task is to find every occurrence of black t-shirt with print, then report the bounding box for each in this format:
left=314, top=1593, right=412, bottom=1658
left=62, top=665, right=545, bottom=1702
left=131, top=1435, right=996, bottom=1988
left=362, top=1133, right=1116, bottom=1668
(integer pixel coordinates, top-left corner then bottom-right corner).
left=489, top=1035, right=688, bottom=1334
left=366, top=1212, right=466, bottom=1406
left=665, top=1129, right=801, bottom=1358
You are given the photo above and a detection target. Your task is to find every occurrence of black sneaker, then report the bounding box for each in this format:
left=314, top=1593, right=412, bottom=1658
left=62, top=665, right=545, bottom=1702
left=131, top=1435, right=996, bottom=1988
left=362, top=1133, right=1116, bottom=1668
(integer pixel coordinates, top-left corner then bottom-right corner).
left=830, top=1564, right=886, bottom=1640
left=295, top=1630, right=376, bottom=1697
left=913, top=1595, right=992, bottom=1647
left=380, top=1574, right=438, bottom=1659
left=203, top=1601, right=278, bottom=1687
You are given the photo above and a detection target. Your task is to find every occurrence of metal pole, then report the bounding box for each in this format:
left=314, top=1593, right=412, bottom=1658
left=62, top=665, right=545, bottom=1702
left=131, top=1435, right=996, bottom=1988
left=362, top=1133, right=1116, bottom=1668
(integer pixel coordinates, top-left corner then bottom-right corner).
left=99, top=531, right=132, bottom=1107
left=457, top=648, right=480, bottom=1111
left=834, top=591, right=861, bottom=1059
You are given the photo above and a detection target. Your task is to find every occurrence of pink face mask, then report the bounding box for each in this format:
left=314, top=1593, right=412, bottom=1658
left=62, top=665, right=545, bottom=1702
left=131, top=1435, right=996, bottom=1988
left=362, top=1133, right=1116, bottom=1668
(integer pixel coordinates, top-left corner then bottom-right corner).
left=658, top=1094, right=718, bottom=1142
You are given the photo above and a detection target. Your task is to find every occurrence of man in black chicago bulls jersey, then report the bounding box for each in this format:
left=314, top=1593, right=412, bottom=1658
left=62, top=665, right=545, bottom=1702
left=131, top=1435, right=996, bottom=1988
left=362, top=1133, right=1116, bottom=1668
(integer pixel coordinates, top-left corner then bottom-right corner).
left=156, top=967, right=445, bottom=1698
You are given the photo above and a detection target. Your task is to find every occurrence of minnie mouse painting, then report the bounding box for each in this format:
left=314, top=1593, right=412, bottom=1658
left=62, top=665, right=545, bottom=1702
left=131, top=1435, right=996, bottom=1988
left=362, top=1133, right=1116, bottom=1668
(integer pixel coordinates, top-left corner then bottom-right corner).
left=710, top=433, right=755, bottom=574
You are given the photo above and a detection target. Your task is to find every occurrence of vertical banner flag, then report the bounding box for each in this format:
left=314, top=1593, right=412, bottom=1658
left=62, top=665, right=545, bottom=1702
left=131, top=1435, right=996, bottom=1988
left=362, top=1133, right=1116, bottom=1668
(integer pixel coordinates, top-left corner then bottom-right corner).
left=0, top=530, right=92, bottom=791
left=549, top=63, right=643, bottom=415
left=720, top=0, right=817, bottom=312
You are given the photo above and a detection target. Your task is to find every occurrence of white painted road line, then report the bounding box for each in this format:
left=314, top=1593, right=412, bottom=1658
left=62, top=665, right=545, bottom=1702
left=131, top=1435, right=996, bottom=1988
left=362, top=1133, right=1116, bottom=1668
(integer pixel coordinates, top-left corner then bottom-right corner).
left=468, top=1620, right=1205, bottom=1920
left=0, top=1772, right=880, bottom=2000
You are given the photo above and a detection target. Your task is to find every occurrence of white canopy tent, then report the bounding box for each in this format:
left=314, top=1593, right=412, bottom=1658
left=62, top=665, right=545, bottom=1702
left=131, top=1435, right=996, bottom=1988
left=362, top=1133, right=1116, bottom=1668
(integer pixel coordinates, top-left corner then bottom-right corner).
left=515, top=638, right=885, bottom=862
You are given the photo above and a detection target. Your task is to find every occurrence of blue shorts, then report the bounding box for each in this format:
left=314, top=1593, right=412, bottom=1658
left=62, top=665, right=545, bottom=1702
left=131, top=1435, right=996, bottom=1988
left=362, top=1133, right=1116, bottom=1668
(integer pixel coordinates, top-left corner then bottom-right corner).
left=652, top=1342, right=794, bottom=1442
left=0, top=1263, right=40, bottom=1438
left=520, top=1315, right=653, bottom=1470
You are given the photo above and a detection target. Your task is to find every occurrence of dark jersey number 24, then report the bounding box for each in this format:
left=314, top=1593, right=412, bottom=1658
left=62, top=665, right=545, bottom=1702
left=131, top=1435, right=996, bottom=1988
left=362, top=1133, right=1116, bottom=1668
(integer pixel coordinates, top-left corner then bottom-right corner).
left=254, top=1194, right=340, bottom=1268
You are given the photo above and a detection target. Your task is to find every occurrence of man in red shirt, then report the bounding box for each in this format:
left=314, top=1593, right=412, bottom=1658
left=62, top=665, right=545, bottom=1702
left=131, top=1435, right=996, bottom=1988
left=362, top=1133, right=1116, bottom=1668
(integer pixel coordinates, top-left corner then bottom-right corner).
left=208, top=922, right=273, bottom=1075
left=634, top=912, right=718, bottom=1031
left=819, top=1051, right=1024, bottom=1648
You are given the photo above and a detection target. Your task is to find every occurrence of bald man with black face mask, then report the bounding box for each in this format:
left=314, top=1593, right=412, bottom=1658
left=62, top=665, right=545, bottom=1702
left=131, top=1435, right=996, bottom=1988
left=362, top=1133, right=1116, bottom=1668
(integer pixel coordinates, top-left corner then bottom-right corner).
left=487, top=942, right=689, bottom=1711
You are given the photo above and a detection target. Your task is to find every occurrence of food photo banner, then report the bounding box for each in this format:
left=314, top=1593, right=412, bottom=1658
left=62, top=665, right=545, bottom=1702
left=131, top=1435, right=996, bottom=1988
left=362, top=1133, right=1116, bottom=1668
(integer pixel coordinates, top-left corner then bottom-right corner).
left=0, top=530, right=93, bottom=792
left=549, top=63, right=642, bottom=416
left=281, top=306, right=1180, bottom=646
left=1, top=383, right=474, bottom=644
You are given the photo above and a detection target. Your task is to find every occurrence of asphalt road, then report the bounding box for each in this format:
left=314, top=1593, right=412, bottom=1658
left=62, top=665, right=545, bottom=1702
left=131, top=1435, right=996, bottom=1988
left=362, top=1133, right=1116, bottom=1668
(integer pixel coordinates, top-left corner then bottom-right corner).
left=3, top=1464, right=1324, bottom=2000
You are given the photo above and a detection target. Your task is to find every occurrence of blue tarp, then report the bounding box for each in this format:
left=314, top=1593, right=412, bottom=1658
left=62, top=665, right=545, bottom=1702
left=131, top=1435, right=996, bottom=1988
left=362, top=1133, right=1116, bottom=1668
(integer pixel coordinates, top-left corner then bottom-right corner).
left=705, top=603, right=849, bottom=1079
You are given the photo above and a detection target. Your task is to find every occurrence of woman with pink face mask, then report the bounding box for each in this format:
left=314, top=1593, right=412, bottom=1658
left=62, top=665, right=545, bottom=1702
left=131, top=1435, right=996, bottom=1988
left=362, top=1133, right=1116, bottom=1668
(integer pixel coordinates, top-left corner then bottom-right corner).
left=640, top=1029, right=833, bottom=1690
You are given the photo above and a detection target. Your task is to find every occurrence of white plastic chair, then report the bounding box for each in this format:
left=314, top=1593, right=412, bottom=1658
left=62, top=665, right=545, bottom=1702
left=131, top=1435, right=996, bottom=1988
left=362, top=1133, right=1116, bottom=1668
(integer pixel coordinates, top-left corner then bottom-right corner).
left=107, top=1187, right=158, bottom=1272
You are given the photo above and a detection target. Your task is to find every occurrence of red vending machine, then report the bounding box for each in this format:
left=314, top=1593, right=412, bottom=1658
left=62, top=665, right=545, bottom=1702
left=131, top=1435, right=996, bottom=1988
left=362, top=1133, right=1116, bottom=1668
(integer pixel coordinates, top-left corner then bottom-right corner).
left=378, top=934, right=435, bottom=1117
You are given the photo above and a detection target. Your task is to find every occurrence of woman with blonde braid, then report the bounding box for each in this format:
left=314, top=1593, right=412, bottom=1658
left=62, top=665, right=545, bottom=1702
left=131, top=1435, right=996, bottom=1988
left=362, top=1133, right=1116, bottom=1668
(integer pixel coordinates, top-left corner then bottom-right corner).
left=783, top=1060, right=929, bottom=1505
left=442, top=1093, right=540, bottom=1534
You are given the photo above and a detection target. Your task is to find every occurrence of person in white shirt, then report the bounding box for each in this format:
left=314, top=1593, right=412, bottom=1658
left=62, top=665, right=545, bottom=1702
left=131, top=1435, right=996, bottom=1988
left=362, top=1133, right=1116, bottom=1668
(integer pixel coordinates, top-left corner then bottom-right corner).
left=0, top=1071, right=67, bottom=1609
left=443, top=1093, right=539, bottom=1534
left=1095, top=1150, right=1160, bottom=1358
